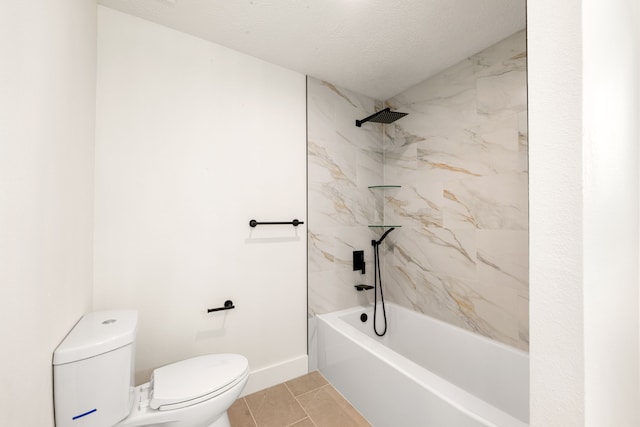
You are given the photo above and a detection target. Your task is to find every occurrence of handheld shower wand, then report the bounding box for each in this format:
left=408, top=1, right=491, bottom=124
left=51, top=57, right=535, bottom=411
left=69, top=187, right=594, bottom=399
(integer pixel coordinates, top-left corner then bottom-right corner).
left=371, top=227, right=395, bottom=336
left=372, top=227, right=395, bottom=247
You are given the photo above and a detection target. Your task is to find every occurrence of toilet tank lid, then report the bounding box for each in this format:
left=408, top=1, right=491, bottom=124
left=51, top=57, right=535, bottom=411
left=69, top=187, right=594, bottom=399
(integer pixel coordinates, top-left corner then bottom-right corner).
left=53, top=310, right=138, bottom=365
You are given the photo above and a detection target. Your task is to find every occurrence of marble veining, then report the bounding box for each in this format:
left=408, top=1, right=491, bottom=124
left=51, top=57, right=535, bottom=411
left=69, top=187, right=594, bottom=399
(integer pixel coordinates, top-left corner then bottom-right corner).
left=385, top=30, right=528, bottom=350
left=307, top=77, right=383, bottom=323
left=307, top=29, right=528, bottom=353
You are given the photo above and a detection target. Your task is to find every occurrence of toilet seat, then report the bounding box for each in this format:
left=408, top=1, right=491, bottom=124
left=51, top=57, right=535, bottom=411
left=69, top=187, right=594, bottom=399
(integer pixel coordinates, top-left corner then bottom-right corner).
left=150, top=354, right=249, bottom=411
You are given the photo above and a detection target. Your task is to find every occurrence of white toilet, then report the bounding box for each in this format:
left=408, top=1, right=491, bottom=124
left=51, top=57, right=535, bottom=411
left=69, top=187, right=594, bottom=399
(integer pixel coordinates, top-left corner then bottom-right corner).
left=53, top=310, right=249, bottom=427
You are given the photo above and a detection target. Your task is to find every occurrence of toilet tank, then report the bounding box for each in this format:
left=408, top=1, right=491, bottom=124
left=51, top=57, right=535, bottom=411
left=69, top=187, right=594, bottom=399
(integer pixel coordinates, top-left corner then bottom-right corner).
left=53, top=310, right=137, bottom=427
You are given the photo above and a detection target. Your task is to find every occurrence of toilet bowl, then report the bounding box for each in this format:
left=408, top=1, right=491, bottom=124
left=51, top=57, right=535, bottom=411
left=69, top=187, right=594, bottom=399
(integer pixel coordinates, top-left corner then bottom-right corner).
left=117, top=354, right=249, bottom=427
left=53, top=310, right=248, bottom=427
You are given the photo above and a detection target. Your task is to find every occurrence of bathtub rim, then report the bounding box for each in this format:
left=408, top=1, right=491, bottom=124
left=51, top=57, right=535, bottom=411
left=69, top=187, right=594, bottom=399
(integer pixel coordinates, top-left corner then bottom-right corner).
left=317, top=303, right=529, bottom=427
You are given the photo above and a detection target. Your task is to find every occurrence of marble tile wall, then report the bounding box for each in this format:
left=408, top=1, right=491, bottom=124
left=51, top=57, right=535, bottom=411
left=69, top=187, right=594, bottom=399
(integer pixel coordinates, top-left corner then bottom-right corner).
left=307, top=78, right=382, bottom=317
left=383, top=30, right=528, bottom=350
left=306, top=78, right=383, bottom=367
left=307, top=29, right=528, bottom=354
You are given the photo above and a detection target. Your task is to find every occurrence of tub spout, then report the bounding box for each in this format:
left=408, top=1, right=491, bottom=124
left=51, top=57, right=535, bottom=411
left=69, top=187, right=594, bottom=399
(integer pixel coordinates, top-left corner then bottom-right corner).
left=354, top=284, right=374, bottom=291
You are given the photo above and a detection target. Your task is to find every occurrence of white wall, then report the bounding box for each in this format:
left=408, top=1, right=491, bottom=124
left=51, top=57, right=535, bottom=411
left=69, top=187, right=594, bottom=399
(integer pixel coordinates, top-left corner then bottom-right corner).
left=582, top=0, right=639, bottom=424
left=528, top=0, right=584, bottom=424
left=529, top=0, right=640, bottom=425
left=94, top=7, right=307, bottom=394
left=0, top=1, right=96, bottom=426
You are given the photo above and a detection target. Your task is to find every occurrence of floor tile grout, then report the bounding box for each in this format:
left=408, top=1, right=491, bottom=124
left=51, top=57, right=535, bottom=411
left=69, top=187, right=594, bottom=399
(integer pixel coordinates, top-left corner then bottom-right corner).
left=283, top=381, right=294, bottom=396
left=284, top=416, right=313, bottom=427
left=243, top=396, right=259, bottom=427
left=283, top=381, right=311, bottom=427
left=230, top=371, right=370, bottom=427
left=294, top=382, right=330, bottom=400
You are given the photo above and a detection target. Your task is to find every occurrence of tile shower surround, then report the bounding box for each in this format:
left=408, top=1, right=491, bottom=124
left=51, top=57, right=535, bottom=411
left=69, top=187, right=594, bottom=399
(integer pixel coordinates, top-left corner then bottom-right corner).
left=307, top=30, right=528, bottom=351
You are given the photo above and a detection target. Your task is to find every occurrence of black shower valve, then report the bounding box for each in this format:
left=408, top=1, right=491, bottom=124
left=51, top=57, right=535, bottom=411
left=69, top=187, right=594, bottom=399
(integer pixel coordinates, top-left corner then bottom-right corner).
left=353, top=250, right=365, bottom=274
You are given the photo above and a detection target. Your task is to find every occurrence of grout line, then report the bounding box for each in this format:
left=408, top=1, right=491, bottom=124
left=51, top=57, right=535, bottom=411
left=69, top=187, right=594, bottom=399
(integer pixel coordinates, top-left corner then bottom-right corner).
left=293, top=383, right=335, bottom=408
left=284, top=380, right=311, bottom=427
left=293, top=385, right=328, bottom=427
left=284, top=379, right=322, bottom=398
left=283, top=381, right=294, bottom=396
left=285, top=374, right=328, bottom=399
left=239, top=374, right=369, bottom=427
left=285, top=416, right=313, bottom=427
left=242, top=397, right=259, bottom=427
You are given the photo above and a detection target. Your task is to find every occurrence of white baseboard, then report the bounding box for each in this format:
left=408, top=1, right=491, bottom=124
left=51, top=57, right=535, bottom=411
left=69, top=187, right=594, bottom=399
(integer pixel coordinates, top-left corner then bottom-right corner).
left=240, top=354, right=309, bottom=397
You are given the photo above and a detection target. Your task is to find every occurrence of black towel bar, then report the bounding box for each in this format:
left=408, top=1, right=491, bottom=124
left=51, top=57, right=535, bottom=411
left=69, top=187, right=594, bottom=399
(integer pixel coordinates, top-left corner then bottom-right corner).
left=249, top=219, right=304, bottom=227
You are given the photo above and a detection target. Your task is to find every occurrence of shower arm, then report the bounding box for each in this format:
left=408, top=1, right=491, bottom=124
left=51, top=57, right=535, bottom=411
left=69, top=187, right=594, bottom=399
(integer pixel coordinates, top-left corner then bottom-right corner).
left=356, top=108, right=391, bottom=127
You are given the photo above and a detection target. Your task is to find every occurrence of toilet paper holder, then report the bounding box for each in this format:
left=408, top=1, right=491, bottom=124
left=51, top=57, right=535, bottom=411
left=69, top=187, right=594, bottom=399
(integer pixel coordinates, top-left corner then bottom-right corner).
left=207, top=300, right=235, bottom=313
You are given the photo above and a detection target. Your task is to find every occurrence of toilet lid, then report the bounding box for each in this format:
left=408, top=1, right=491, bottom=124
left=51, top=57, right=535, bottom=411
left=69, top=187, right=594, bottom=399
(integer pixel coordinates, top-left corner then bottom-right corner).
left=150, top=354, right=249, bottom=410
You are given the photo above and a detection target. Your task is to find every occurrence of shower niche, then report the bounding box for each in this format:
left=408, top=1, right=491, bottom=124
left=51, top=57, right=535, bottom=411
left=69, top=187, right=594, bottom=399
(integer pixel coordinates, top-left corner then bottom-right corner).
left=368, top=185, right=402, bottom=229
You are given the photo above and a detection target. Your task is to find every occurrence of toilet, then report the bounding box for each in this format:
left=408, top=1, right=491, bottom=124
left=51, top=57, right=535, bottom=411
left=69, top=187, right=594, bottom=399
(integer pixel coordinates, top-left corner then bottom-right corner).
left=53, top=310, right=248, bottom=427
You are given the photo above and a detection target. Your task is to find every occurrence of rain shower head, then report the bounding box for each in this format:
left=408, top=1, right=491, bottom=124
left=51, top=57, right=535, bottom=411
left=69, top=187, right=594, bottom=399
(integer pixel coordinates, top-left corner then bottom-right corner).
left=355, top=108, right=408, bottom=127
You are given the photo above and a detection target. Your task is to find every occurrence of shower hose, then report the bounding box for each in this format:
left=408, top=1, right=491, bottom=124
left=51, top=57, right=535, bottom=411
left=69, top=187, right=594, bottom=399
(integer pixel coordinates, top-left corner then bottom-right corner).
left=373, top=240, right=388, bottom=336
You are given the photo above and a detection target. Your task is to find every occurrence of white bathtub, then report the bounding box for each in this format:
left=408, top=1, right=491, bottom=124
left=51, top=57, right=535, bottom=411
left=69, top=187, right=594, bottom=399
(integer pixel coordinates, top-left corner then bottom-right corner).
left=316, top=303, right=529, bottom=427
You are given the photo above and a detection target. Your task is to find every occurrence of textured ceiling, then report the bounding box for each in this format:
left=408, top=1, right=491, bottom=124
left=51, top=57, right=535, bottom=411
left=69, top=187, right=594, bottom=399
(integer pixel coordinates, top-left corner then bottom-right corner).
left=97, top=0, right=525, bottom=100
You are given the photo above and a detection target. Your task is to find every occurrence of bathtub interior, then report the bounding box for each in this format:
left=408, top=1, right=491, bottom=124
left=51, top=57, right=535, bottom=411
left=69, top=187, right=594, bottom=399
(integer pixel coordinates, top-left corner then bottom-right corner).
left=321, top=303, right=529, bottom=425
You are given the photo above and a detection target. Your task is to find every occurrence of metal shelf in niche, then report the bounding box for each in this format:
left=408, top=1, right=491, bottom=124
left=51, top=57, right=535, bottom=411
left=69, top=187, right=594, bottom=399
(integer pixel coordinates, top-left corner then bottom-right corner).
left=368, top=185, right=401, bottom=189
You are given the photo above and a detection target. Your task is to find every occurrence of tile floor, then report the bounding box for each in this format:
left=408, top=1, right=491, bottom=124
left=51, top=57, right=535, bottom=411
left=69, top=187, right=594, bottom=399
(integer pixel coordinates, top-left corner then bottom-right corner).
left=228, top=371, right=371, bottom=427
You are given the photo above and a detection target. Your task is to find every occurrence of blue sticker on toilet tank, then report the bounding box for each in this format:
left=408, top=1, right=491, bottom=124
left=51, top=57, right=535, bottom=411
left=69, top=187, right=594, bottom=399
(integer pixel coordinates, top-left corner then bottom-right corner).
left=72, top=408, right=97, bottom=420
